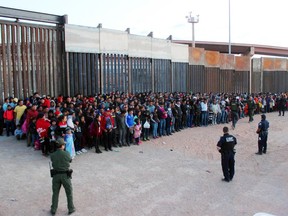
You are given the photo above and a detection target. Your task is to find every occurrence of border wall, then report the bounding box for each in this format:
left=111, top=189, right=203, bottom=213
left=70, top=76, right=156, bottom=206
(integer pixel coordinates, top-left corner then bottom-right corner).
left=0, top=7, right=288, bottom=102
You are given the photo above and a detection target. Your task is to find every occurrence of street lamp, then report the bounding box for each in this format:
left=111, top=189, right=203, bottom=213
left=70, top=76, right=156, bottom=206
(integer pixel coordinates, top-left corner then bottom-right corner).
left=186, top=12, right=199, bottom=48
left=228, top=0, right=231, bottom=54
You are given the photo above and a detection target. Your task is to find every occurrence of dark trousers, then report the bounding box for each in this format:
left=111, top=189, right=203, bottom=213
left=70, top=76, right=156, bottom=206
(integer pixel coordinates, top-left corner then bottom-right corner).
left=279, top=108, right=285, bottom=116
left=143, top=128, right=149, bottom=139
left=93, top=136, right=102, bottom=152
left=248, top=109, right=254, bottom=122
left=221, top=151, right=235, bottom=180
left=74, top=132, right=82, bottom=152
left=5, top=120, right=15, bottom=136
left=231, top=111, right=239, bottom=128
left=0, top=119, right=4, bottom=135
left=258, top=133, right=268, bottom=153
left=126, top=127, right=133, bottom=144
left=103, top=131, right=113, bottom=150
left=41, top=137, right=50, bottom=155
left=175, top=118, right=180, bottom=131
left=49, top=141, right=57, bottom=153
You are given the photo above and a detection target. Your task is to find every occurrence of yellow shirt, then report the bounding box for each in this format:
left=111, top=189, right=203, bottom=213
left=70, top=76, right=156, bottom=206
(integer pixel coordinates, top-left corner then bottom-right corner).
left=14, top=105, right=27, bottom=120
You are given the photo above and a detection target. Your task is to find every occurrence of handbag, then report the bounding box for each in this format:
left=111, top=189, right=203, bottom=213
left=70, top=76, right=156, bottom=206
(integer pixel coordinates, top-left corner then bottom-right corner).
left=143, top=120, right=150, bottom=129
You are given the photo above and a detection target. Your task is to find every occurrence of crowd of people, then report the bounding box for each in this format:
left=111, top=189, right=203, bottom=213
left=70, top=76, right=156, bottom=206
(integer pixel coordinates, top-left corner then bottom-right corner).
left=0, top=91, right=287, bottom=158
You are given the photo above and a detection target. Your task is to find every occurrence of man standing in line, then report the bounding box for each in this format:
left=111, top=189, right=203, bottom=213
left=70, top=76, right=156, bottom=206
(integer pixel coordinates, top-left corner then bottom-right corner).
left=50, top=138, right=76, bottom=215
left=217, top=127, right=237, bottom=182
left=14, top=99, right=27, bottom=126
left=277, top=94, right=287, bottom=116
left=255, top=114, right=269, bottom=155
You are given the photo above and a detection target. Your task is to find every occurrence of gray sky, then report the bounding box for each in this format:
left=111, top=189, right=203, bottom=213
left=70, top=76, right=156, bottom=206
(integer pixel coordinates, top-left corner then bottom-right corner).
left=1, top=0, right=287, bottom=47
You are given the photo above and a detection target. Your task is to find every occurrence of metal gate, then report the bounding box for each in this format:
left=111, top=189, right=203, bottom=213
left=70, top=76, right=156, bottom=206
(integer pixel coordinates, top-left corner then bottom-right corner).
left=0, top=7, right=66, bottom=101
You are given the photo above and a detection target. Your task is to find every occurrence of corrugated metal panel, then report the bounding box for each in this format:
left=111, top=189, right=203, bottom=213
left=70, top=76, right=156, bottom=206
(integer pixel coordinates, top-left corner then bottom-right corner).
left=189, top=65, right=205, bottom=93
left=153, top=59, right=171, bottom=93
left=131, top=57, right=152, bottom=93
left=173, top=62, right=188, bottom=92
left=68, top=52, right=104, bottom=96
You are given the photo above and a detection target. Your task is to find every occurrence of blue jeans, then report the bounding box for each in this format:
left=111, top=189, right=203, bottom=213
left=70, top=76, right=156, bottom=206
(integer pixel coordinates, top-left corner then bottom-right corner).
left=159, top=119, right=166, bottom=136
left=201, top=111, right=208, bottom=126
left=152, top=122, right=158, bottom=137
left=221, top=110, right=227, bottom=123
left=186, top=114, right=192, bottom=127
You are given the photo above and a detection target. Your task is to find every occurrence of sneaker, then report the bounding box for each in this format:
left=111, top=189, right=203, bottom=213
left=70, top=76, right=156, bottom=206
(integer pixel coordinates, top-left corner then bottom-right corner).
left=81, top=148, right=87, bottom=153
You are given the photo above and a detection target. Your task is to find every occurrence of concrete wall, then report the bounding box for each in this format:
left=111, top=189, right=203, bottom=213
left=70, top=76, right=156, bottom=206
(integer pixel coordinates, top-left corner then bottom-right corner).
left=65, top=24, right=288, bottom=93
left=65, top=24, right=189, bottom=63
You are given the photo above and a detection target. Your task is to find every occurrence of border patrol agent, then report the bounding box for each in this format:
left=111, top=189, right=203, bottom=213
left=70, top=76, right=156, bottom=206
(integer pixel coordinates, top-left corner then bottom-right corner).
left=50, top=138, right=75, bottom=215
left=217, top=126, right=237, bottom=182
left=255, top=114, right=269, bottom=155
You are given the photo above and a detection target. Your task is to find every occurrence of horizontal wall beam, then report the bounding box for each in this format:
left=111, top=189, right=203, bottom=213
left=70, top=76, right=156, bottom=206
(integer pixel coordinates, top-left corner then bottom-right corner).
left=0, top=6, right=67, bottom=25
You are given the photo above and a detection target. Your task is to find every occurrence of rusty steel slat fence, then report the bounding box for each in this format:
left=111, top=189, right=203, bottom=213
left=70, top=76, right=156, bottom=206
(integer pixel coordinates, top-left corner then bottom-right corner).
left=263, top=71, right=288, bottom=93
left=205, top=67, right=220, bottom=93
left=233, top=71, right=250, bottom=93
left=0, top=20, right=64, bottom=101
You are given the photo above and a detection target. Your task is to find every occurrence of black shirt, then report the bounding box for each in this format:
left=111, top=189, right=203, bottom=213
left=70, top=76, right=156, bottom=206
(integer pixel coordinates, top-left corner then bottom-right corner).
left=217, top=133, right=237, bottom=152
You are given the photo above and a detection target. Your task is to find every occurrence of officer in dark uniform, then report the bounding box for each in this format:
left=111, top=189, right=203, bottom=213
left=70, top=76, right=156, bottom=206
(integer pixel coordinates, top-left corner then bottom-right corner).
left=255, top=114, right=269, bottom=155
left=217, top=126, right=237, bottom=182
left=50, top=138, right=75, bottom=215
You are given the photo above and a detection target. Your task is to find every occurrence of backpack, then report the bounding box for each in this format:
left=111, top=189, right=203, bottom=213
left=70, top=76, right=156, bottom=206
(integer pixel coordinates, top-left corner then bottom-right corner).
left=105, top=117, right=112, bottom=129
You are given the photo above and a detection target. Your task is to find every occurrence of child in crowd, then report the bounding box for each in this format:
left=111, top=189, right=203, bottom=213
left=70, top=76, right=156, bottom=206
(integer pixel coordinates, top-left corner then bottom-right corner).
left=74, top=119, right=87, bottom=155
left=64, top=127, right=76, bottom=159
left=48, top=118, right=58, bottom=153
left=28, top=117, right=38, bottom=148
left=15, top=124, right=24, bottom=140
left=134, top=118, right=142, bottom=145
left=4, top=104, right=15, bottom=136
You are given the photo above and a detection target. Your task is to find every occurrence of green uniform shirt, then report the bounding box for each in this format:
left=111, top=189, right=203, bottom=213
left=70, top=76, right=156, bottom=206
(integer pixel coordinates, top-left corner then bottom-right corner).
left=50, top=149, right=71, bottom=171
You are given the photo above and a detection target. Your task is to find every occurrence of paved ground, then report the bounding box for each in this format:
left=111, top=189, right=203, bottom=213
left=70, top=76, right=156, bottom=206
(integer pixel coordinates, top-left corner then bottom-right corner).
left=0, top=112, right=287, bottom=216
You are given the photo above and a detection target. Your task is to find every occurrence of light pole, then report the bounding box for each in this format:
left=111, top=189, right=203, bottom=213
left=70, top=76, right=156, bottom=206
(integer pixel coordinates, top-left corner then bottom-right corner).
left=228, top=0, right=231, bottom=54
left=186, top=12, right=199, bottom=48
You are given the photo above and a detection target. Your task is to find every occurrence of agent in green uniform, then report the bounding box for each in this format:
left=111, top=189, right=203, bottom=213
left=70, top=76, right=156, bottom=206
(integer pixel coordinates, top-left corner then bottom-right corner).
left=50, top=138, right=75, bottom=215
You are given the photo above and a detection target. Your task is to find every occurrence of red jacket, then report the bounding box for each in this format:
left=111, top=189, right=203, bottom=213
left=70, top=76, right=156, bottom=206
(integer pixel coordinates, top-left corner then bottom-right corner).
left=42, top=99, right=51, bottom=108
left=4, top=109, right=14, bottom=121
left=36, top=118, right=50, bottom=138
left=26, top=109, right=38, bottom=126
left=100, top=112, right=114, bottom=132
